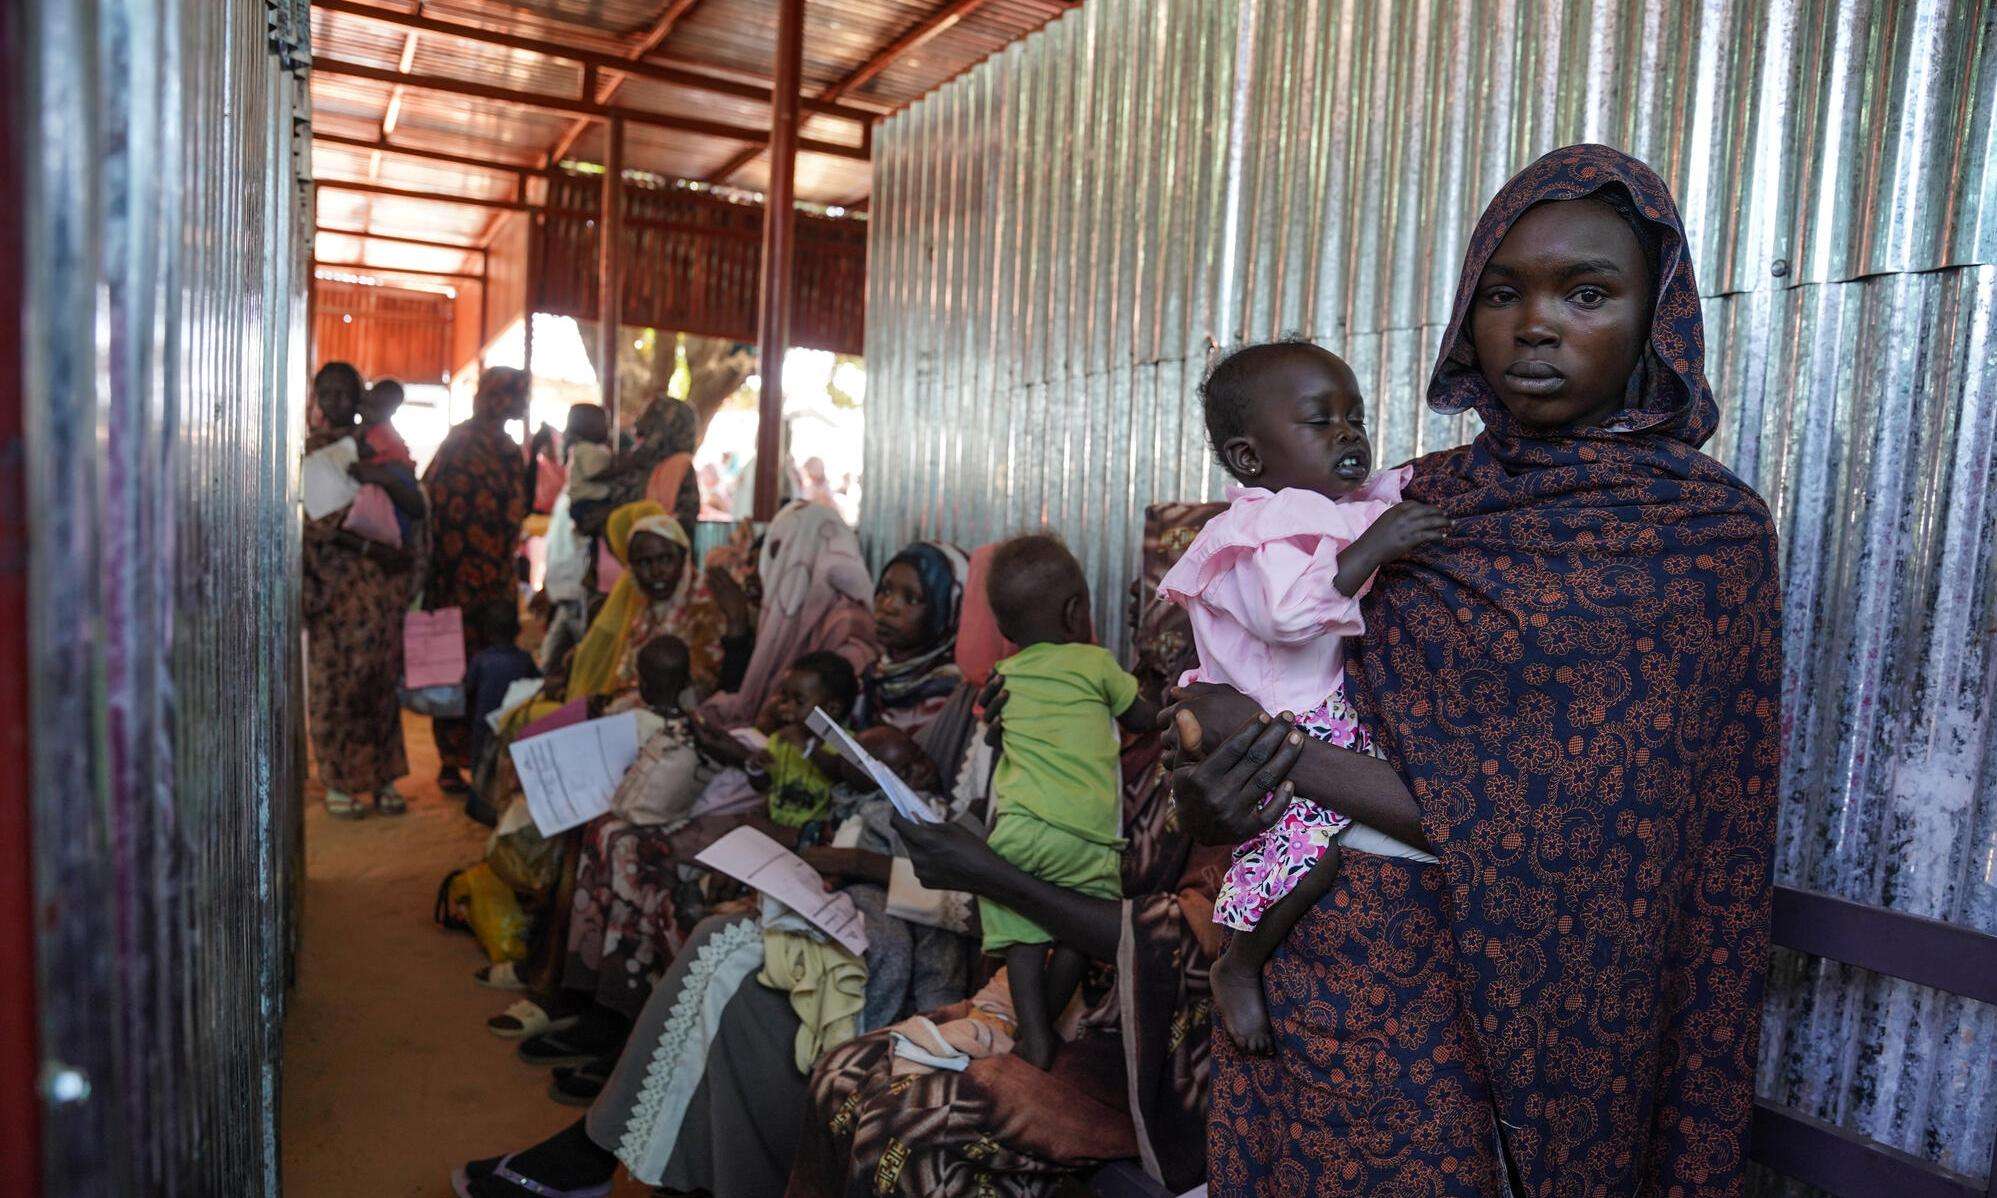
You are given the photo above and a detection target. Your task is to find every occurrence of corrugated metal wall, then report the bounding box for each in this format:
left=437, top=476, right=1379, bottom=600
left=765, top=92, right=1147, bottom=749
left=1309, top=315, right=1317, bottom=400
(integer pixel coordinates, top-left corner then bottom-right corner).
left=17, top=0, right=309, bottom=1193
left=860, top=0, right=1997, bottom=1181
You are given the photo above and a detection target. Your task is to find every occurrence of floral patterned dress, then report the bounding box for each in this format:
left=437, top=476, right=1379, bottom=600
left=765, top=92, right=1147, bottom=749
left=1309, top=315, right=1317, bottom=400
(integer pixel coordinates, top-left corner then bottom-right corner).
left=422, top=415, right=527, bottom=767
left=1210, top=688, right=1366, bottom=931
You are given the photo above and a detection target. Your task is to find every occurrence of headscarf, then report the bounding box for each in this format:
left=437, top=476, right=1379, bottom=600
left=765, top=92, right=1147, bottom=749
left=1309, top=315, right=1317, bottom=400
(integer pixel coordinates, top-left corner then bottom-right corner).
left=953, top=543, right=1011, bottom=688
left=472, top=367, right=527, bottom=420
left=566, top=500, right=694, bottom=700
left=1346, top=145, right=1782, bottom=1194
left=699, top=501, right=878, bottom=727
left=860, top=542, right=969, bottom=724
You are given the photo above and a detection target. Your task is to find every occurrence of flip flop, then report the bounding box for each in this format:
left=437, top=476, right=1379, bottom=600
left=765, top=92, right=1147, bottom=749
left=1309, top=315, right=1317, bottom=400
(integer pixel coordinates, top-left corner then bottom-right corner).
left=517, top=1029, right=605, bottom=1069
left=451, top=1153, right=611, bottom=1198
left=374, top=786, right=408, bottom=816
left=324, top=791, right=366, bottom=820
left=487, top=999, right=579, bottom=1041
left=474, top=962, right=528, bottom=991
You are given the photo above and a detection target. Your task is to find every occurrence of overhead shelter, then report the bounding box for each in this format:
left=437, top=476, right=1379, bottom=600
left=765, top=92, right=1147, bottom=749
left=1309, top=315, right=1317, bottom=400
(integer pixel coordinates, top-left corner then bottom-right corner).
left=305, top=0, right=1080, bottom=513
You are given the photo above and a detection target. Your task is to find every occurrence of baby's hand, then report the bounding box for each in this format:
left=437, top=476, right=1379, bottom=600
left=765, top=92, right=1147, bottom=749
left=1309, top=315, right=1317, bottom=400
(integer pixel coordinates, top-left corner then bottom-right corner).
left=1361, top=501, right=1450, bottom=561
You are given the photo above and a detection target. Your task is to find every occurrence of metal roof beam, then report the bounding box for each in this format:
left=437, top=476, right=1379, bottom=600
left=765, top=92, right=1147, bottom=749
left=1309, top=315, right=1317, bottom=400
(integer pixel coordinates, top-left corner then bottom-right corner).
left=707, top=0, right=984, bottom=183
left=314, top=227, right=489, bottom=256
left=313, top=259, right=483, bottom=281
left=313, top=131, right=533, bottom=176
left=311, top=56, right=869, bottom=161
left=317, top=178, right=531, bottom=212
left=547, top=0, right=706, bottom=168
left=312, top=1, right=883, bottom=124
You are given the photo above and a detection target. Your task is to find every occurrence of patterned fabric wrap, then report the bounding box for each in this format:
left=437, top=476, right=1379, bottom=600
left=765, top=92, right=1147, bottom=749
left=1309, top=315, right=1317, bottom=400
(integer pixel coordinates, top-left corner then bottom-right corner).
left=1346, top=144, right=1784, bottom=1194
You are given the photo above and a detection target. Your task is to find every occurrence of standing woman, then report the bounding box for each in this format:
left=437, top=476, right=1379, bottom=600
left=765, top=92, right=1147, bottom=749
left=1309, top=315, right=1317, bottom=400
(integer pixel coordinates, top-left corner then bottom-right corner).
left=1175, top=146, right=1783, bottom=1195
left=425, top=367, right=531, bottom=794
left=302, top=362, right=427, bottom=818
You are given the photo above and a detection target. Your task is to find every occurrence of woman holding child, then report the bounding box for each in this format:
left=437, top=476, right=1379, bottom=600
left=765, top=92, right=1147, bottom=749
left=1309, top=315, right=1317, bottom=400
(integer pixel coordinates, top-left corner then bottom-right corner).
left=1172, top=146, right=1782, bottom=1195
left=301, top=361, right=425, bottom=818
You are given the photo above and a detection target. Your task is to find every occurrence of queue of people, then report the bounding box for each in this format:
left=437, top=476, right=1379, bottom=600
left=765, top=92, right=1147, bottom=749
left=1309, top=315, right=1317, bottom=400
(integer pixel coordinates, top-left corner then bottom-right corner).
left=303, top=145, right=1783, bottom=1197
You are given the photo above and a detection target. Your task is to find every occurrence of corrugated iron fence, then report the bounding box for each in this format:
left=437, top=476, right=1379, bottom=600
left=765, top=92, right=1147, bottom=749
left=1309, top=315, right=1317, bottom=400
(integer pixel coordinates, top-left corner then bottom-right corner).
left=860, top=0, right=1997, bottom=1182
left=535, top=169, right=868, bottom=355
left=16, top=0, right=309, bottom=1193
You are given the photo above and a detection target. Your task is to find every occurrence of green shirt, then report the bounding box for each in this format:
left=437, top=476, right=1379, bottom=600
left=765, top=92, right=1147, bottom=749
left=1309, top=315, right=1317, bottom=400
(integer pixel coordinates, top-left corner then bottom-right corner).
left=990, top=642, right=1139, bottom=846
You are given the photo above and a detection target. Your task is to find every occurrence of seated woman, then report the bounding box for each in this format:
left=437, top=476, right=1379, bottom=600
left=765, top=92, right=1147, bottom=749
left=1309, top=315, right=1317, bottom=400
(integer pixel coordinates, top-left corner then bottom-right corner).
left=854, top=540, right=970, bottom=737
left=450, top=527, right=1223, bottom=1198
left=557, top=500, right=723, bottom=707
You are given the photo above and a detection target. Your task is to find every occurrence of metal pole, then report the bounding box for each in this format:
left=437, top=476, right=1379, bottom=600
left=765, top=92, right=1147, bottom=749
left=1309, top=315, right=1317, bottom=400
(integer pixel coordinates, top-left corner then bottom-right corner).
left=753, top=0, right=803, bottom=521
left=523, top=213, right=539, bottom=380
left=597, top=116, right=625, bottom=433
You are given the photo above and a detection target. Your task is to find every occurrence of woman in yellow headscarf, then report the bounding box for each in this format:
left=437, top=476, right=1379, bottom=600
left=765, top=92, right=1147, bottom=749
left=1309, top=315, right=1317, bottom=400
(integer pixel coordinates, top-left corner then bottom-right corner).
left=562, top=500, right=724, bottom=704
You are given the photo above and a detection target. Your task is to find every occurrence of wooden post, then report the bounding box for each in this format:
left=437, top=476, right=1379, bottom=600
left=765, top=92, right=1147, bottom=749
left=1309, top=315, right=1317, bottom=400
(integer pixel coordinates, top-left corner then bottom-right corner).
left=597, top=116, right=626, bottom=432
left=754, top=0, right=804, bottom=521
left=523, top=213, right=539, bottom=381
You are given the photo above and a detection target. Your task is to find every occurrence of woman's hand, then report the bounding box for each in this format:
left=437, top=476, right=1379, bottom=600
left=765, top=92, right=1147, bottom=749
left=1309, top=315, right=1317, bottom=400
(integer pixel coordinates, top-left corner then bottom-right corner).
left=691, top=712, right=752, bottom=767
left=890, top=814, right=1007, bottom=897
left=707, top=566, right=753, bottom=636
left=1160, top=682, right=1264, bottom=763
left=977, top=672, right=1008, bottom=750
left=1166, top=708, right=1306, bottom=846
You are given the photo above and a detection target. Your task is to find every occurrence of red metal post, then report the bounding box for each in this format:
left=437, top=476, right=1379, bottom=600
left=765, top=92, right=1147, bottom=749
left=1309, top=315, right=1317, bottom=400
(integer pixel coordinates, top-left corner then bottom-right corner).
left=597, top=116, right=625, bottom=432
left=754, top=0, right=804, bottom=521
left=0, top=5, right=42, bottom=1193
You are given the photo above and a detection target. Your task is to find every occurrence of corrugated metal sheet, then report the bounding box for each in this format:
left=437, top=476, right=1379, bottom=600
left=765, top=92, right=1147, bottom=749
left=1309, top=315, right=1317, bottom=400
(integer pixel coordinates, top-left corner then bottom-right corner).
left=859, top=0, right=1997, bottom=1182
left=18, top=0, right=308, bottom=1192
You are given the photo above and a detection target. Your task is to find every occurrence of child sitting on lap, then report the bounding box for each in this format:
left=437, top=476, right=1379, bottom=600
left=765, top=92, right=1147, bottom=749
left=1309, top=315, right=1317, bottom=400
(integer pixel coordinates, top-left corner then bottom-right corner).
left=981, top=534, right=1158, bottom=1069
left=1159, top=339, right=1448, bottom=1053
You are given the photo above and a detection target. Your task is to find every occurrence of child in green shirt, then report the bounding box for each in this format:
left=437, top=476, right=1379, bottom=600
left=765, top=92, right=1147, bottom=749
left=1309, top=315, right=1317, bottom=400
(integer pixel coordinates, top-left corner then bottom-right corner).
left=981, top=534, right=1159, bottom=1068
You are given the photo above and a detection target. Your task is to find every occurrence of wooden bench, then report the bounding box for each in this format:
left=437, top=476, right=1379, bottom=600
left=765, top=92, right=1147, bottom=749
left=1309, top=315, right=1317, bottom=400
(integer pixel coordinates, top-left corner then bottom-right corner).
left=1090, top=884, right=1997, bottom=1197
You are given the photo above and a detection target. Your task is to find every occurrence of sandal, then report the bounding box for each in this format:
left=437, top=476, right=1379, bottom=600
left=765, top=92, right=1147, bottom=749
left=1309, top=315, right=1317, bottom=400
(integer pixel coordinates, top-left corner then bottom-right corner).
left=451, top=1153, right=611, bottom=1198
left=548, top=1057, right=613, bottom=1107
left=438, top=768, right=471, bottom=795
left=517, top=1029, right=607, bottom=1069
left=324, top=791, right=366, bottom=820
left=474, top=962, right=528, bottom=991
left=375, top=786, right=408, bottom=816
left=488, top=999, right=579, bottom=1041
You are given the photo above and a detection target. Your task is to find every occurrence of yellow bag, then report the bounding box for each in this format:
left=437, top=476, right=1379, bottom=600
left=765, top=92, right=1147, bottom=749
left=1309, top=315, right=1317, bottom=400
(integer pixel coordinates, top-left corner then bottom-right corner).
left=443, top=864, right=529, bottom=964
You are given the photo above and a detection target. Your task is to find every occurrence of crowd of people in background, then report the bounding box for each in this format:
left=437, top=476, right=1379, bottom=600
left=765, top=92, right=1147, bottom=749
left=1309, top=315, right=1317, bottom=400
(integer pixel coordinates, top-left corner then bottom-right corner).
left=301, top=145, right=1783, bottom=1198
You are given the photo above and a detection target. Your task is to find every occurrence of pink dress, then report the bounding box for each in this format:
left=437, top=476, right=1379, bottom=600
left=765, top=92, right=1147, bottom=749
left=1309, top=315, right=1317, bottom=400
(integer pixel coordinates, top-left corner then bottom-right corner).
left=1156, top=468, right=1408, bottom=932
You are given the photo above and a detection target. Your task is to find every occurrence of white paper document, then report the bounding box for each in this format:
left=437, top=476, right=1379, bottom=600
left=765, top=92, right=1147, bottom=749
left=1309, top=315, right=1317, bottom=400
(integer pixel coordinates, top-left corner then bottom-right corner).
left=301, top=438, right=361, bottom=519
left=487, top=676, right=547, bottom=731
left=510, top=712, right=643, bottom=836
left=806, top=707, right=937, bottom=824
left=695, top=826, right=869, bottom=957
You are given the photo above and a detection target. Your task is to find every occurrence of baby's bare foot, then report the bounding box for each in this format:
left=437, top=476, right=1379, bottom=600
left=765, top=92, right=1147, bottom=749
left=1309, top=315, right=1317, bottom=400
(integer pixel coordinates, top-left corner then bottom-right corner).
left=1211, top=949, right=1274, bottom=1055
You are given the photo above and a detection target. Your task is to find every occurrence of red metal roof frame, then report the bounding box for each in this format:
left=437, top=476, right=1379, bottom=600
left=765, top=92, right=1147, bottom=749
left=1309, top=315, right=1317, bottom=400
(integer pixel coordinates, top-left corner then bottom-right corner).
left=310, top=0, right=1079, bottom=277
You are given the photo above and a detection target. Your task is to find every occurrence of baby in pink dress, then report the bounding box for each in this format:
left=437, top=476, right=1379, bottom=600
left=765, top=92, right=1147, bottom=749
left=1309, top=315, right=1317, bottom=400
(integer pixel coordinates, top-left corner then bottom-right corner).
left=1158, top=340, right=1448, bottom=1053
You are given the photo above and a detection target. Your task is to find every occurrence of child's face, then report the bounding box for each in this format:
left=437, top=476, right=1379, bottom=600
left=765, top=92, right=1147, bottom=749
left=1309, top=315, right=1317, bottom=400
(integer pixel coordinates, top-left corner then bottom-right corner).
left=873, top=561, right=930, bottom=654
left=1469, top=198, right=1652, bottom=432
left=857, top=726, right=940, bottom=793
left=361, top=388, right=402, bottom=424
left=759, top=668, right=834, bottom=732
left=1227, top=347, right=1373, bottom=501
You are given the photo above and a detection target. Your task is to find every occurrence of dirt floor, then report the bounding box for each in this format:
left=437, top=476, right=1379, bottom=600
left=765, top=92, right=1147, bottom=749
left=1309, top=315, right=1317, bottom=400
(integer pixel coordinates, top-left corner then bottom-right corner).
left=281, top=713, right=649, bottom=1198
